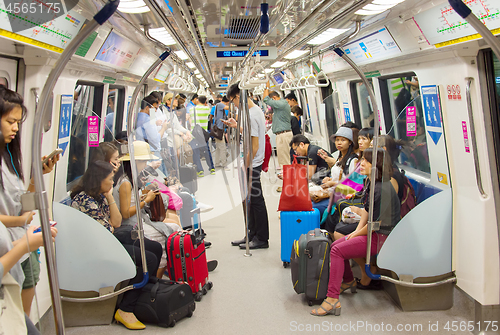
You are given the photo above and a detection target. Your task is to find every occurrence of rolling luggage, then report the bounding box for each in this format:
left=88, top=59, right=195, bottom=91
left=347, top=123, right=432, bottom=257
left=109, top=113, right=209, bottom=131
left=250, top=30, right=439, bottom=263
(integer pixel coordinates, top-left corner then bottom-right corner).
left=134, top=278, right=195, bottom=327
left=290, top=228, right=331, bottom=306
left=166, top=208, right=212, bottom=301
left=179, top=164, right=198, bottom=194
left=280, top=208, right=320, bottom=267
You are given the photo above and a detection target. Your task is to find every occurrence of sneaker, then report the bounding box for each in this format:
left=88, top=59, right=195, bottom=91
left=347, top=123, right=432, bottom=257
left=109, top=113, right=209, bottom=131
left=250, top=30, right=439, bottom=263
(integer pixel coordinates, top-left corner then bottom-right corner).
left=197, top=202, right=214, bottom=213
left=210, top=169, right=216, bottom=175
left=197, top=171, right=204, bottom=178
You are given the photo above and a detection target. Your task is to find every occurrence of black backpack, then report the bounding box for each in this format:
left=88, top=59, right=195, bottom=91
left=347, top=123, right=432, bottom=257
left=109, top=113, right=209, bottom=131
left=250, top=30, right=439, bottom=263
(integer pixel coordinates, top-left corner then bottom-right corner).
left=134, top=278, right=195, bottom=327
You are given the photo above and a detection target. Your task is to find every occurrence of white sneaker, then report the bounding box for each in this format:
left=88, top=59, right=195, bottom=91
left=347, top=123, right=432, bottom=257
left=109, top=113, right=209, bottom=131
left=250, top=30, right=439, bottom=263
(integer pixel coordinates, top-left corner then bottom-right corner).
left=197, top=201, right=214, bottom=213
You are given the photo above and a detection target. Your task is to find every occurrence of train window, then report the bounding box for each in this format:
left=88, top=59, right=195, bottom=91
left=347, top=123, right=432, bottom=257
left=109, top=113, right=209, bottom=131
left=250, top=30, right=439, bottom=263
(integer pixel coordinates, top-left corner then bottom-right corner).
left=66, top=83, right=104, bottom=190
left=0, top=77, right=8, bottom=88
left=322, top=92, right=339, bottom=152
left=380, top=73, right=431, bottom=174
left=105, top=86, right=125, bottom=141
left=350, top=80, right=374, bottom=128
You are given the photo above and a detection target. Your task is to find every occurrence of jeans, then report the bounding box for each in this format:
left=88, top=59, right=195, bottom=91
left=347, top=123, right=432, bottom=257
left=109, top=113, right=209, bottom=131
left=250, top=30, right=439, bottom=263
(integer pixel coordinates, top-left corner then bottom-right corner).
left=214, top=137, right=227, bottom=167
left=190, top=141, right=214, bottom=172
left=327, top=233, right=387, bottom=299
left=245, top=165, right=269, bottom=242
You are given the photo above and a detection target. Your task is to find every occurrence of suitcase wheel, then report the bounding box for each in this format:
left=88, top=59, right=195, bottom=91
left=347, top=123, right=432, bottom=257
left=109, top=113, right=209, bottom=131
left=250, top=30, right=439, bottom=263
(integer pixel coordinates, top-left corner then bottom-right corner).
left=187, top=307, right=193, bottom=318
left=283, top=262, right=290, bottom=268
left=207, top=281, right=213, bottom=290
left=202, top=287, right=207, bottom=295
left=308, top=300, right=313, bottom=306
left=169, top=319, right=176, bottom=327
left=194, top=292, right=202, bottom=302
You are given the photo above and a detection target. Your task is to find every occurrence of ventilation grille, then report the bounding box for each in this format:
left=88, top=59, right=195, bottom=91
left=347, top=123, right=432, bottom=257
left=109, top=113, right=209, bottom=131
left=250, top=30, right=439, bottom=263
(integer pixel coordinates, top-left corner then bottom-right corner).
left=225, top=15, right=260, bottom=40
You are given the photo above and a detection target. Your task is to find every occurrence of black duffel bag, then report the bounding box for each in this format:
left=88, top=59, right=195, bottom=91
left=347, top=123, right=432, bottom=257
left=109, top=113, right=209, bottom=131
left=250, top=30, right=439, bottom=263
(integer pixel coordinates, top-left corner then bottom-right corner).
left=134, top=278, right=195, bottom=328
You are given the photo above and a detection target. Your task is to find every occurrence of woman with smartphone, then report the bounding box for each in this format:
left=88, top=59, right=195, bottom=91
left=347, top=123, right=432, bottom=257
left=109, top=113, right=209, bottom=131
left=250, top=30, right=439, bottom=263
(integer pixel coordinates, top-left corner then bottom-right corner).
left=113, top=141, right=181, bottom=279
left=0, top=86, right=60, bottom=316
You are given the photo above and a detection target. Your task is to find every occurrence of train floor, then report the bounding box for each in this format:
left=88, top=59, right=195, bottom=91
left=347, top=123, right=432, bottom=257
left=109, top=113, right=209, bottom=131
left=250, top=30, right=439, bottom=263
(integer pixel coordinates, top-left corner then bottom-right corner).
left=40, top=154, right=474, bottom=334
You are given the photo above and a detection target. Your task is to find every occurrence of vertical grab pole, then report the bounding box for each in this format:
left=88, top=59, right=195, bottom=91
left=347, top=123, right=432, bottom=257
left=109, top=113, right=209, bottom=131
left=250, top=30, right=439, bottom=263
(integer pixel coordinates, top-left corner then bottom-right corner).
left=334, top=47, right=381, bottom=280
left=126, top=50, right=171, bottom=288
left=31, top=1, right=120, bottom=333
left=168, top=89, right=181, bottom=180
left=237, top=89, right=253, bottom=256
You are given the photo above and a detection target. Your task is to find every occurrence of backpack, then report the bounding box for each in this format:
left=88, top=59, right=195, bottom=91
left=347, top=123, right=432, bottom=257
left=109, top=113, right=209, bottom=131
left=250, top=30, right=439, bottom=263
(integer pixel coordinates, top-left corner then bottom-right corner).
left=394, top=78, right=412, bottom=113
left=400, top=170, right=417, bottom=218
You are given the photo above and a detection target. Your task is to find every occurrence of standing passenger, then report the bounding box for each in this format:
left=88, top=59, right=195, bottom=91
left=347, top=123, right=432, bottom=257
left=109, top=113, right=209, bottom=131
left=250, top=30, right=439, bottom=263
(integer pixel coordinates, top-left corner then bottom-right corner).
left=213, top=97, right=230, bottom=169
left=225, top=83, right=270, bottom=249
left=0, top=87, right=60, bottom=316
left=263, top=82, right=292, bottom=170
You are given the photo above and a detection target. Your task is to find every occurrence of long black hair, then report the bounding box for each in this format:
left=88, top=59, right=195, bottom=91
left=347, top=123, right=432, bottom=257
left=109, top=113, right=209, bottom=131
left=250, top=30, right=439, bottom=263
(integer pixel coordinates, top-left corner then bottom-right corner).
left=0, top=86, right=27, bottom=182
left=362, top=148, right=393, bottom=182
left=70, top=160, right=114, bottom=201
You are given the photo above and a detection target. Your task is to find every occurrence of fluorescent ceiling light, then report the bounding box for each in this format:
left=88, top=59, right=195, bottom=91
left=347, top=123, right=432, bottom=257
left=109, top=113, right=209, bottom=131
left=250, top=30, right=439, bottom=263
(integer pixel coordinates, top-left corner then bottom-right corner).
left=264, top=69, right=274, bottom=73
left=284, top=50, right=308, bottom=59
left=308, top=28, right=350, bottom=45
left=147, top=27, right=176, bottom=45
left=194, top=69, right=200, bottom=74
left=118, top=0, right=150, bottom=13
left=186, top=62, right=196, bottom=68
left=271, top=61, right=287, bottom=68
left=373, top=0, right=405, bottom=4
left=175, top=51, right=189, bottom=60
left=356, top=0, right=405, bottom=15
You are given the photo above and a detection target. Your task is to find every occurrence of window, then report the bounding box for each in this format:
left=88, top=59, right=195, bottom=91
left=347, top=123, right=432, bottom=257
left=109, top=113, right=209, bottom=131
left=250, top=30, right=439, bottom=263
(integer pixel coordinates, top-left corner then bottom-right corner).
left=66, top=83, right=104, bottom=189
left=350, top=80, right=374, bottom=128
left=322, top=92, right=340, bottom=152
left=105, top=86, right=125, bottom=140
left=380, top=73, right=431, bottom=174
left=297, top=89, right=312, bottom=133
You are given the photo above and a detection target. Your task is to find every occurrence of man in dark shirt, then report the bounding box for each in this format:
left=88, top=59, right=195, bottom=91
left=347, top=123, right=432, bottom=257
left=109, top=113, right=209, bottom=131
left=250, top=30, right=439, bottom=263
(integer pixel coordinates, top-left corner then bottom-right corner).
left=290, top=105, right=303, bottom=135
left=289, top=134, right=331, bottom=180
left=285, top=93, right=298, bottom=108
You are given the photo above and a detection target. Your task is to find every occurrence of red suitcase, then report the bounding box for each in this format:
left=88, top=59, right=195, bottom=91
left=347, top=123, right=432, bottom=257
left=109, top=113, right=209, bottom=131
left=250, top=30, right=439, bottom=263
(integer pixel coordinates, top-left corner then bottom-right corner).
left=166, top=208, right=212, bottom=301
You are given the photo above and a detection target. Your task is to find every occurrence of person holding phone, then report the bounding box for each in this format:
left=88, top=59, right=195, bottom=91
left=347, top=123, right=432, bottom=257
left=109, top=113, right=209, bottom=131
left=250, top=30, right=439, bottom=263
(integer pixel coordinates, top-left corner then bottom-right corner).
left=113, top=141, right=181, bottom=278
left=0, top=86, right=60, bottom=316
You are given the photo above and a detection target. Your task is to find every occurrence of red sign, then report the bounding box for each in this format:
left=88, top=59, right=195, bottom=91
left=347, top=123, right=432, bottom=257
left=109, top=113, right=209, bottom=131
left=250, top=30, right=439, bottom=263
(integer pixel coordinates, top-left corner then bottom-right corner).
left=447, top=84, right=462, bottom=100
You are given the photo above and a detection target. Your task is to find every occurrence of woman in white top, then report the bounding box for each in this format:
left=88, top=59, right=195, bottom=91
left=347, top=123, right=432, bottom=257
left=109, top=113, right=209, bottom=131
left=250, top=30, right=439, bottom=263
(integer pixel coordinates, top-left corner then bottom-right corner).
left=0, top=86, right=59, bottom=316
left=320, top=127, right=359, bottom=189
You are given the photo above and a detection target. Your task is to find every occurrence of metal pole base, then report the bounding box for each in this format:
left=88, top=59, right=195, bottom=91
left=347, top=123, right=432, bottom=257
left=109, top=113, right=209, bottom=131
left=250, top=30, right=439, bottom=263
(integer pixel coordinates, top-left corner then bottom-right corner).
left=243, top=252, right=252, bottom=257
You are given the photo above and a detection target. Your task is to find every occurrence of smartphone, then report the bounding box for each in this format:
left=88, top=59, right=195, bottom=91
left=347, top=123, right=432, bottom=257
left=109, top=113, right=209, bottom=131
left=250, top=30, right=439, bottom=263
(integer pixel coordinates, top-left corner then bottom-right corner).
left=34, top=221, right=57, bottom=233
left=42, top=148, right=62, bottom=165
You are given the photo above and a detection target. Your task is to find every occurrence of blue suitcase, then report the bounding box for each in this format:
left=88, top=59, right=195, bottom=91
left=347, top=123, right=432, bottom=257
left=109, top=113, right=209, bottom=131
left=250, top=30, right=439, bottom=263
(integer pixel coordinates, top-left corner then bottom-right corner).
left=280, top=208, right=320, bottom=267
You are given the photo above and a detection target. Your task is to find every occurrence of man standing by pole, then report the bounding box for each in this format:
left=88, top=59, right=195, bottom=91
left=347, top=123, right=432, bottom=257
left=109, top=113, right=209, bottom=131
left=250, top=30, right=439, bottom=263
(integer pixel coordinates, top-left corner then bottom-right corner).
left=225, top=83, right=270, bottom=249
left=263, top=81, right=292, bottom=172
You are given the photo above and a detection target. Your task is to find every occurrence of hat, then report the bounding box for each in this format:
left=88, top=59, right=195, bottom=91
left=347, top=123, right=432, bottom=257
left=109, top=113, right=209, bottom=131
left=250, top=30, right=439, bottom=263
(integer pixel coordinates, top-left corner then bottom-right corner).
left=331, top=127, right=353, bottom=142
left=163, top=92, right=174, bottom=104
left=119, top=141, right=160, bottom=161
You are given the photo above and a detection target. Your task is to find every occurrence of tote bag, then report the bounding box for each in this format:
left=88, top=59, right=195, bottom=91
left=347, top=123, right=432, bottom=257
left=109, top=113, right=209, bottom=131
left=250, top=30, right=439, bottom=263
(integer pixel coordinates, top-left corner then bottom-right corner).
left=278, top=157, right=313, bottom=212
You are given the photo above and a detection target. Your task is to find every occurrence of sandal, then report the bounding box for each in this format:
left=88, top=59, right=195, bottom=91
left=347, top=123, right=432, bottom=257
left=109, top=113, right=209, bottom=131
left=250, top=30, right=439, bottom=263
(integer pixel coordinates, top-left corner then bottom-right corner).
left=310, top=299, right=341, bottom=316
left=340, top=280, right=357, bottom=294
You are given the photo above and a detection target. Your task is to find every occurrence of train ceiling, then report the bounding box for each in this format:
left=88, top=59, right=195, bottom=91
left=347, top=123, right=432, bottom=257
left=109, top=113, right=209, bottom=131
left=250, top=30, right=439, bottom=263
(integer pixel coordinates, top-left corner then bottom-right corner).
left=104, top=0, right=430, bottom=88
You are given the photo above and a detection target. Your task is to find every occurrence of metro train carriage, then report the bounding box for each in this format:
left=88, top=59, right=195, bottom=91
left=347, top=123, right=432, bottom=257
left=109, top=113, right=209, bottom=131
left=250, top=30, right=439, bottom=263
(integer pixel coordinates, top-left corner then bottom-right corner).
left=0, top=0, right=500, bottom=334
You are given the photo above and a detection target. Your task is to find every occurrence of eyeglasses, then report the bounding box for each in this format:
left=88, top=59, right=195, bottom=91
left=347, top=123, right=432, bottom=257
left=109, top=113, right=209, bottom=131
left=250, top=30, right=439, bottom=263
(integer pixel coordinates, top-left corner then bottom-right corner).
left=230, top=95, right=239, bottom=104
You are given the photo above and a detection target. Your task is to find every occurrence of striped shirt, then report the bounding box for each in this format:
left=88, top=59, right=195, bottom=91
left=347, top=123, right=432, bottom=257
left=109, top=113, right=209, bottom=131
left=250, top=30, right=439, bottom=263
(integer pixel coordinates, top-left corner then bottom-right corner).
left=193, top=104, right=211, bottom=130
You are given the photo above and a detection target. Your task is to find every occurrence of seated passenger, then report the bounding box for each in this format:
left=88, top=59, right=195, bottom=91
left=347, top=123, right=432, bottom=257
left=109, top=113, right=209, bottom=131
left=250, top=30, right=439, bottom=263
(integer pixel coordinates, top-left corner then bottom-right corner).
left=310, top=148, right=401, bottom=316
left=114, top=141, right=182, bottom=278
left=378, top=135, right=404, bottom=201
left=320, top=127, right=359, bottom=189
left=289, top=134, right=332, bottom=183
left=70, top=160, right=161, bottom=330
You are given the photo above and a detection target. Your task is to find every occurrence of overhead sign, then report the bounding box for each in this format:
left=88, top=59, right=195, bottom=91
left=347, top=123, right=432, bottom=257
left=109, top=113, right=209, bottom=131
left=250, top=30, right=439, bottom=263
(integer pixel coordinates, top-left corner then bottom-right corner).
left=216, top=83, right=228, bottom=88
left=421, top=85, right=443, bottom=145
left=154, top=64, right=170, bottom=83
left=343, top=27, right=402, bottom=64
left=216, top=50, right=269, bottom=58
left=208, top=47, right=277, bottom=61
left=58, top=95, right=73, bottom=155
left=414, top=1, right=500, bottom=47
left=94, top=30, right=141, bottom=70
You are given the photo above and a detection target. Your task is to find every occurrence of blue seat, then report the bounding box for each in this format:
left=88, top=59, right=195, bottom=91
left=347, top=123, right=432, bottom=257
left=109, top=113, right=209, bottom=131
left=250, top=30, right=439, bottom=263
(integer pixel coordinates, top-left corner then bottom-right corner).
left=407, top=178, right=442, bottom=204
left=53, top=202, right=136, bottom=292
left=377, top=188, right=452, bottom=278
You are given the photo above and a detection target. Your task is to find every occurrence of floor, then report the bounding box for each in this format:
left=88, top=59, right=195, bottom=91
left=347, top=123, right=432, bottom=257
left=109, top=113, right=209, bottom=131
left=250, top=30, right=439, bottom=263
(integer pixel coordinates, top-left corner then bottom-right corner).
left=39, top=153, right=475, bottom=334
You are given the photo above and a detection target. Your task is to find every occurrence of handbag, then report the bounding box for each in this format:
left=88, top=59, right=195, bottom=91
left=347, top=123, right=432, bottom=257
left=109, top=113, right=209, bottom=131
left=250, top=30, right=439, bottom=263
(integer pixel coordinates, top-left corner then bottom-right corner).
left=0, top=273, right=28, bottom=335
left=162, top=186, right=183, bottom=211
left=310, top=189, right=330, bottom=203
left=210, top=124, right=224, bottom=140
left=149, top=195, right=166, bottom=222
left=278, top=156, right=313, bottom=212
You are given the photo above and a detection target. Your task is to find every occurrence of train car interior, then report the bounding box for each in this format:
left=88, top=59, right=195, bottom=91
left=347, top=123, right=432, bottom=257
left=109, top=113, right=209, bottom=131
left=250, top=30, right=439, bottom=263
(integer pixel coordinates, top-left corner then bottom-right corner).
left=0, top=0, right=499, bottom=334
